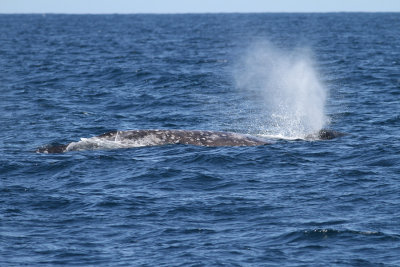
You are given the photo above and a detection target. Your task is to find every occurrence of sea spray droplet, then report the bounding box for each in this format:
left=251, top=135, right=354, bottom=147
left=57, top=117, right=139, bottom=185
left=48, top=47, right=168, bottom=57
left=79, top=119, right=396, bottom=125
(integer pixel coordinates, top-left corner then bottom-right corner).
left=234, top=42, right=328, bottom=139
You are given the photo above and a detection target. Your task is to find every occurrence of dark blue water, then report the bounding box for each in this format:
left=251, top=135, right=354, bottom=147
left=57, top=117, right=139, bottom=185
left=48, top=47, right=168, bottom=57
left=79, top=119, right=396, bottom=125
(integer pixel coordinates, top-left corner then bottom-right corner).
left=1, top=13, right=400, bottom=266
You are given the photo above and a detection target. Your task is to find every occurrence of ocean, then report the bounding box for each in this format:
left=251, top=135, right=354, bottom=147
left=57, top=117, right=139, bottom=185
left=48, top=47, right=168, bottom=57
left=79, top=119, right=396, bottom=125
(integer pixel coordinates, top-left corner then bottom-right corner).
left=1, top=13, right=400, bottom=266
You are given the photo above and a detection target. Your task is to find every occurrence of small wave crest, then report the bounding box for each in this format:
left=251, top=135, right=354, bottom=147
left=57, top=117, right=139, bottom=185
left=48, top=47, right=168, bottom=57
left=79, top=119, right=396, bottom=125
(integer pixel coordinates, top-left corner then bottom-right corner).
left=278, top=228, right=399, bottom=244
left=257, top=133, right=307, bottom=141
left=257, top=130, right=329, bottom=141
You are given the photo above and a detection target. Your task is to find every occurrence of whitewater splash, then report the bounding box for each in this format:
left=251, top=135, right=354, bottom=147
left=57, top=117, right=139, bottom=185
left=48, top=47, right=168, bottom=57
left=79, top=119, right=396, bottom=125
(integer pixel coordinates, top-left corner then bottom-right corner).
left=64, top=136, right=159, bottom=152
left=234, top=42, right=328, bottom=139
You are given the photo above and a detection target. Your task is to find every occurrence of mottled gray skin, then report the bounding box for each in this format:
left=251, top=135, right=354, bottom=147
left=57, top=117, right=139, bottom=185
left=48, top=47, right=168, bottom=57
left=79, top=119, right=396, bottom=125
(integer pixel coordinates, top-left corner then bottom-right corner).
left=314, top=129, right=346, bottom=140
left=37, top=130, right=269, bottom=153
left=36, top=129, right=344, bottom=153
left=98, top=130, right=268, bottom=146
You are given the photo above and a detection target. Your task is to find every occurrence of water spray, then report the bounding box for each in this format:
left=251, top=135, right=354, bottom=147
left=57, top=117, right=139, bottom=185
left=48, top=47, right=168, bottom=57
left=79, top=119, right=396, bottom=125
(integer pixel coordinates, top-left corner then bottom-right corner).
left=234, top=42, right=328, bottom=139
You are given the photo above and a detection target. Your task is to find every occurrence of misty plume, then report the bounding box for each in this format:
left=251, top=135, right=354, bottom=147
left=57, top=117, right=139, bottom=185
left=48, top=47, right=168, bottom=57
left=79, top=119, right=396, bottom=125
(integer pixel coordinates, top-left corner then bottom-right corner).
left=233, top=41, right=328, bottom=139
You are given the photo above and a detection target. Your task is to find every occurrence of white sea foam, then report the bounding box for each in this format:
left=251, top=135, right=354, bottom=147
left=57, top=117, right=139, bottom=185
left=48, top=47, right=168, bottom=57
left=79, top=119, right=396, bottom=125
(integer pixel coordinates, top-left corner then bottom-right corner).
left=234, top=41, right=328, bottom=139
left=65, top=134, right=161, bottom=152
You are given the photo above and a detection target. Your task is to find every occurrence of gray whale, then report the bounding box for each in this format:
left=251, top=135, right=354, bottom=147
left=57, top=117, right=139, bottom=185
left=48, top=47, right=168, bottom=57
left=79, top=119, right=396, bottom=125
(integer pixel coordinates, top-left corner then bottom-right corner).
left=36, top=129, right=344, bottom=153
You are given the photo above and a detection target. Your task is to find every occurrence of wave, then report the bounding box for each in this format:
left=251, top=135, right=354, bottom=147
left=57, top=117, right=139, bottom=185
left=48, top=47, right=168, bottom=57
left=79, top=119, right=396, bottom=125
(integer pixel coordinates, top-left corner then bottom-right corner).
left=277, top=228, right=400, bottom=243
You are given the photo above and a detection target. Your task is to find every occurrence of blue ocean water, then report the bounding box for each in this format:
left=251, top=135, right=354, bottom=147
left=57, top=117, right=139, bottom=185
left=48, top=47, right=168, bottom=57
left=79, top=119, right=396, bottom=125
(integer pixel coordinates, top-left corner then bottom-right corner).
left=1, top=13, right=400, bottom=266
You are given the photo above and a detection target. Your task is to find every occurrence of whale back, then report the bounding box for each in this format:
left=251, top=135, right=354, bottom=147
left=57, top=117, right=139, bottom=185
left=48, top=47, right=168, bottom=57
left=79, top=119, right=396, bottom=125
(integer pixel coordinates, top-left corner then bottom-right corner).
left=36, top=130, right=270, bottom=153
left=36, top=144, right=68, bottom=154
left=96, top=130, right=269, bottom=147
left=36, top=129, right=345, bottom=153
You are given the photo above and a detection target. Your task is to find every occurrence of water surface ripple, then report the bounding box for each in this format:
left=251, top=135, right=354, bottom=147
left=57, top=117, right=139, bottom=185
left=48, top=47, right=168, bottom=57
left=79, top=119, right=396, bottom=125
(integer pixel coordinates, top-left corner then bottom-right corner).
left=1, top=13, right=400, bottom=266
